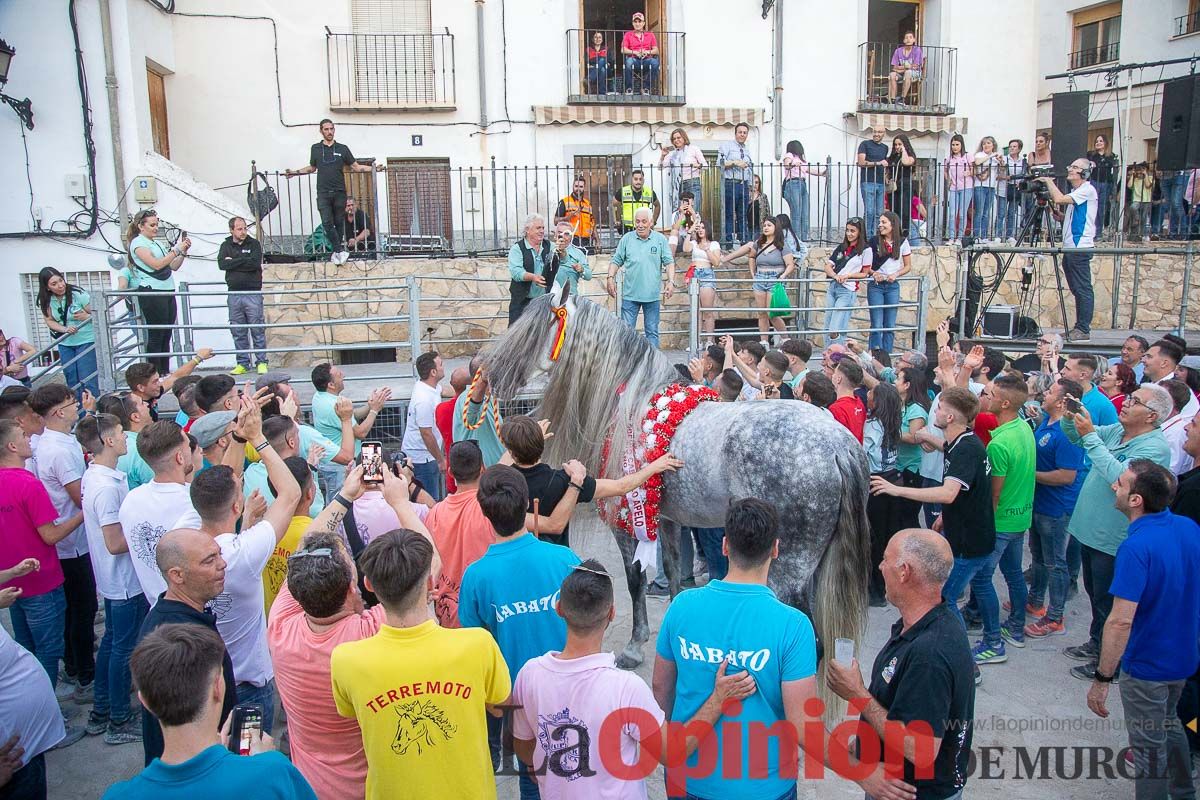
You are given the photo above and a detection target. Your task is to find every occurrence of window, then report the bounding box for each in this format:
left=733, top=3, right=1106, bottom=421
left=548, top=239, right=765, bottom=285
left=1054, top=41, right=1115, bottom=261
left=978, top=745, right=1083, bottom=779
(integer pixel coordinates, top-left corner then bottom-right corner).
left=1071, top=3, right=1120, bottom=69
left=146, top=67, right=169, bottom=159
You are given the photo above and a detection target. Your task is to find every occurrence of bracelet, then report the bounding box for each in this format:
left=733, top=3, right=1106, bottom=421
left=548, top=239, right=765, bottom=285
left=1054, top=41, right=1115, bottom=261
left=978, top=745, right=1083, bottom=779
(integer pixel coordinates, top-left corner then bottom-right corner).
left=332, top=493, right=352, bottom=510
left=569, top=482, right=585, bottom=492
left=232, top=433, right=247, bottom=444
left=254, top=441, right=271, bottom=452
left=191, top=356, right=202, bottom=366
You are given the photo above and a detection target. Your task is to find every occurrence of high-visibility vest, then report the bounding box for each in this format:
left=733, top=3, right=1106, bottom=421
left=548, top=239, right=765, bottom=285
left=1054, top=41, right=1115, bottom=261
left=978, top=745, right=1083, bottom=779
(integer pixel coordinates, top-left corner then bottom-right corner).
left=619, top=185, right=654, bottom=225
left=559, top=195, right=594, bottom=238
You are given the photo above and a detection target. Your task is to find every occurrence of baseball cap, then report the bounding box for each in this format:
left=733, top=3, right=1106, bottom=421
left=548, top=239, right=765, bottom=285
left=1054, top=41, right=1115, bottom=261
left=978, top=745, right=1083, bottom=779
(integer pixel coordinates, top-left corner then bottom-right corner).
left=1180, top=355, right=1200, bottom=370
left=632, top=11, right=645, bottom=20
left=255, top=370, right=292, bottom=392
left=189, top=411, right=238, bottom=449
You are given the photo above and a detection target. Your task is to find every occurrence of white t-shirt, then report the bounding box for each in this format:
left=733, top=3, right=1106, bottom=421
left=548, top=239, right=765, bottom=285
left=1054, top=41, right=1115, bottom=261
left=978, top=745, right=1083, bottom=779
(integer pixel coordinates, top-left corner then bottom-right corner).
left=80, top=464, right=142, bottom=600
left=25, top=431, right=39, bottom=474
left=401, top=381, right=443, bottom=464
left=0, top=627, right=64, bottom=767
left=919, top=394, right=946, bottom=482
left=35, top=428, right=88, bottom=559
left=872, top=239, right=911, bottom=276
left=212, top=521, right=277, bottom=687
left=119, top=480, right=196, bottom=605
left=1062, top=181, right=1098, bottom=248
left=973, top=152, right=1000, bottom=189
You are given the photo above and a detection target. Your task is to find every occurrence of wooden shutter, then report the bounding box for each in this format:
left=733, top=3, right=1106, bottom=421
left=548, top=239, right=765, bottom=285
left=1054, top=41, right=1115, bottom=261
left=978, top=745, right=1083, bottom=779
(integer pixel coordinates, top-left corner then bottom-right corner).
left=147, top=68, right=170, bottom=159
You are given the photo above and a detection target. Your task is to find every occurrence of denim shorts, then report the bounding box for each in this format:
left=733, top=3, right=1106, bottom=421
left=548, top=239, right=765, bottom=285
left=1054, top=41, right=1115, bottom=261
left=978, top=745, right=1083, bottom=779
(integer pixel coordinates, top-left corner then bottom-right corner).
left=753, top=269, right=783, bottom=293
left=693, top=266, right=717, bottom=289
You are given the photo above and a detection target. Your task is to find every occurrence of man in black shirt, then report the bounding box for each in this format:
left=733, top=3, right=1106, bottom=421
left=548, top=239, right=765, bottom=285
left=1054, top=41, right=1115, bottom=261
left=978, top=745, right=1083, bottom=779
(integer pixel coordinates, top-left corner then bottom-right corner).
left=498, top=416, right=683, bottom=549
left=137, top=528, right=237, bottom=766
left=217, top=216, right=267, bottom=375
left=828, top=529, right=975, bottom=800
left=284, top=119, right=383, bottom=265
left=856, top=126, right=890, bottom=237
left=343, top=197, right=375, bottom=258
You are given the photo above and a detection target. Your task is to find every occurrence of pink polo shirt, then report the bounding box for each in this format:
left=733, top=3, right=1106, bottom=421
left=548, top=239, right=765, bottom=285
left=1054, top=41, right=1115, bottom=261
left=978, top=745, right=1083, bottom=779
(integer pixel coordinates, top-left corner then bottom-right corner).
left=621, top=30, right=657, bottom=54
left=0, top=467, right=64, bottom=597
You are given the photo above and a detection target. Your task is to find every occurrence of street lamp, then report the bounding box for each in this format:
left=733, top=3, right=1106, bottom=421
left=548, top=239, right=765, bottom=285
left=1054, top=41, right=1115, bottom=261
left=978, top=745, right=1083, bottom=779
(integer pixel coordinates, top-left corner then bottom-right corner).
left=0, top=39, right=35, bottom=130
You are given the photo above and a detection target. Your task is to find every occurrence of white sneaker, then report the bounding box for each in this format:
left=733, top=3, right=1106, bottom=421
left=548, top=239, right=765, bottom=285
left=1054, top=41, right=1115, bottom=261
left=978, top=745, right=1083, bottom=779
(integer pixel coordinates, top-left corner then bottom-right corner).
left=1006, top=237, right=1017, bottom=245
left=336, top=250, right=349, bottom=265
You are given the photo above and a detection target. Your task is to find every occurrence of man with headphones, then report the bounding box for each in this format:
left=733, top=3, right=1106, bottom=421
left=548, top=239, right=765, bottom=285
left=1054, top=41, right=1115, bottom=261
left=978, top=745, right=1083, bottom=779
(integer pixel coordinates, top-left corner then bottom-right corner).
left=1039, top=158, right=1098, bottom=344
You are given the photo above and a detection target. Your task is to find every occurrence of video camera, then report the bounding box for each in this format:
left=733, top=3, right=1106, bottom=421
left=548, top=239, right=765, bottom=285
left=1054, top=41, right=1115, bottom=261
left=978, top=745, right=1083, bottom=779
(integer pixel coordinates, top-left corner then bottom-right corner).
left=1016, top=165, right=1063, bottom=201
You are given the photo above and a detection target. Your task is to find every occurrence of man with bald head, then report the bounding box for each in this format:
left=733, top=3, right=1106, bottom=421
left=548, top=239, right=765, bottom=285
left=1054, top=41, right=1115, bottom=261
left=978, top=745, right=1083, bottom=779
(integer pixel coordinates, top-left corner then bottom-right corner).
left=1039, top=157, right=1098, bottom=342
left=136, top=528, right=237, bottom=765
left=828, top=529, right=976, bottom=800
left=436, top=365, right=472, bottom=492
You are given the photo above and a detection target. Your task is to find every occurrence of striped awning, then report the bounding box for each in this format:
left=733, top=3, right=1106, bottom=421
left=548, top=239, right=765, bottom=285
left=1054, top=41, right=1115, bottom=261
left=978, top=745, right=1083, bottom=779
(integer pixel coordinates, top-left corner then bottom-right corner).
left=534, top=105, right=762, bottom=126
left=856, top=112, right=968, bottom=134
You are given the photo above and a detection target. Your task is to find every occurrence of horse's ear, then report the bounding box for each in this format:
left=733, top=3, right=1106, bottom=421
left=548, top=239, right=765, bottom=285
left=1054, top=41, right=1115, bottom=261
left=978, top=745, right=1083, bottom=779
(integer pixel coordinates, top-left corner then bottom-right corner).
left=554, top=280, right=571, bottom=309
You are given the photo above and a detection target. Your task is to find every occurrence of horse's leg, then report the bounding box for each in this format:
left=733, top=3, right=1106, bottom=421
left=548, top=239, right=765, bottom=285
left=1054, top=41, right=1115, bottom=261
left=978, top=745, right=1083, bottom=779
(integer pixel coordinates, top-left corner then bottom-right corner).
left=612, top=528, right=650, bottom=670
left=659, top=518, right=683, bottom=598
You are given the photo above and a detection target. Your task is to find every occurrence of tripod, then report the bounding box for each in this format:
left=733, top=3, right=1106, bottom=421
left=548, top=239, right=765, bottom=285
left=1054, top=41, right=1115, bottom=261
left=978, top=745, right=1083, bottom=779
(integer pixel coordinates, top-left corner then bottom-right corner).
left=970, top=193, right=1070, bottom=338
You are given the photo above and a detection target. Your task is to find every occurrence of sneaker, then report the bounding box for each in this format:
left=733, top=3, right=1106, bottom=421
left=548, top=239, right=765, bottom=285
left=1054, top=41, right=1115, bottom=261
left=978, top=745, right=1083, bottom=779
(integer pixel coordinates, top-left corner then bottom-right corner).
left=51, top=724, right=86, bottom=750
left=230, top=364, right=250, bottom=376
left=1070, top=663, right=1118, bottom=683
left=85, top=710, right=108, bottom=736
left=963, top=613, right=982, bottom=632
left=55, top=678, right=77, bottom=702
left=1000, top=622, right=1026, bottom=648
left=337, top=250, right=350, bottom=265
left=256, top=362, right=269, bottom=375
left=72, top=682, right=94, bottom=704
left=1067, top=581, right=1079, bottom=600
left=645, top=583, right=670, bottom=598
left=1065, top=328, right=1091, bottom=343
left=1063, top=642, right=1099, bottom=662
left=625, top=89, right=635, bottom=96
left=974, top=665, right=983, bottom=686
left=972, top=640, right=1007, bottom=665
left=1004, top=599, right=1047, bottom=617
left=1006, top=237, right=1017, bottom=245
left=1025, top=616, right=1066, bottom=637
left=104, top=715, right=143, bottom=746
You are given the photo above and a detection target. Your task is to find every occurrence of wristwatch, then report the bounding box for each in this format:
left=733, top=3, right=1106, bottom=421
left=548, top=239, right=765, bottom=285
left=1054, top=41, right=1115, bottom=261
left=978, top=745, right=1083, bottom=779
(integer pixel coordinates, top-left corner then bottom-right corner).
left=1093, top=668, right=1116, bottom=684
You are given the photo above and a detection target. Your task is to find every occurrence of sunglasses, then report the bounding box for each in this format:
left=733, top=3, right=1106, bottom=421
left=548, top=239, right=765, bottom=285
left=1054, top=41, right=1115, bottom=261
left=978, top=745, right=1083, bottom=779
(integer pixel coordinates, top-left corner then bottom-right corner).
left=51, top=400, right=78, bottom=416
left=848, top=217, right=864, bottom=225
left=135, top=209, right=157, bottom=222
left=289, top=547, right=334, bottom=561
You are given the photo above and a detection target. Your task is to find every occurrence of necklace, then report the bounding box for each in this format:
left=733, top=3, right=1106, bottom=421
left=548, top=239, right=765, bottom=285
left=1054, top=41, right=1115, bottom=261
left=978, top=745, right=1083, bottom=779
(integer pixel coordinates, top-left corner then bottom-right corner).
left=460, top=370, right=502, bottom=432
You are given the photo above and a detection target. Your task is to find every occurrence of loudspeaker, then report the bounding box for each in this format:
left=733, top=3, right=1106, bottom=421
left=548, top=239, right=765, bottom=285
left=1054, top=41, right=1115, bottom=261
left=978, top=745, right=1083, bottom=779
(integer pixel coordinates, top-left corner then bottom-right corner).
left=1158, top=75, right=1200, bottom=171
left=1051, top=91, right=1090, bottom=169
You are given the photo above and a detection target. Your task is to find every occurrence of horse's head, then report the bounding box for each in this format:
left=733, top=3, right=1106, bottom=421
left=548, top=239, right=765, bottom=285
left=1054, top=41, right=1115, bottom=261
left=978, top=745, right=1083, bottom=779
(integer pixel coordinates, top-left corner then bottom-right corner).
left=485, top=282, right=576, bottom=400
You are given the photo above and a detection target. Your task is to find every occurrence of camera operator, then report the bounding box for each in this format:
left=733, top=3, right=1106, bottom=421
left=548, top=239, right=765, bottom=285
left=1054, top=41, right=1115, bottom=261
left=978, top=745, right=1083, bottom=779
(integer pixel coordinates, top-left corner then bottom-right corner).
left=1038, top=158, right=1098, bottom=344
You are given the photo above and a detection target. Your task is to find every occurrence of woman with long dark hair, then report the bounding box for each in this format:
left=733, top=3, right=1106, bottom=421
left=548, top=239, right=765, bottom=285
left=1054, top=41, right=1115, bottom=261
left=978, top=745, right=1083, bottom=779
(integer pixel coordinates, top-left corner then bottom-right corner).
left=888, top=134, right=916, bottom=240
left=945, top=133, right=974, bottom=243
left=864, top=381, right=903, bottom=606
left=895, top=365, right=931, bottom=528
left=745, top=215, right=795, bottom=345
left=822, top=218, right=871, bottom=346
left=37, top=267, right=99, bottom=398
left=781, top=140, right=826, bottom=241
left=680, top=219, right=723, bottom=341
left=866, top=210, right=912, bottom=353
left=127, top=210, right=191, bottom=373
left=0, top=327, right=36, bottom=386
left=747, top=173, right=772, bottom=235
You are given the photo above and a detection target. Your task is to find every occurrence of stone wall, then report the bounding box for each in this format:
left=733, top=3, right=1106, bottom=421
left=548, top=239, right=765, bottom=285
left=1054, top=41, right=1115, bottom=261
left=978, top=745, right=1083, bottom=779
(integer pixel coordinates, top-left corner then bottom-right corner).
left=262, top=247, right=1197, bottom=365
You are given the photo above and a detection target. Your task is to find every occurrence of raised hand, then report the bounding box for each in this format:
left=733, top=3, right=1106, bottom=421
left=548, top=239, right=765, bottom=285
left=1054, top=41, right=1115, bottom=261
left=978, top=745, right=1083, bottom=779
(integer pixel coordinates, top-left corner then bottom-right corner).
left=242, top=490, right=267, bottom=529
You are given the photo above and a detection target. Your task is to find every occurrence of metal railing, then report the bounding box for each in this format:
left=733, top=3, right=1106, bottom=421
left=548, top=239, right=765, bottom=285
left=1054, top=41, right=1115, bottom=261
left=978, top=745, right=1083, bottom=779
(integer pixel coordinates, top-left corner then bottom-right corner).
left=1068, top=41, right=1119, bottom=70
left=326, top=30, right=456, bottom=110
left=1176, top=12, right=1200, bottom=37
left=857, top=42, right=957, bottom=114
left=565, top=28, right=686, bottom=104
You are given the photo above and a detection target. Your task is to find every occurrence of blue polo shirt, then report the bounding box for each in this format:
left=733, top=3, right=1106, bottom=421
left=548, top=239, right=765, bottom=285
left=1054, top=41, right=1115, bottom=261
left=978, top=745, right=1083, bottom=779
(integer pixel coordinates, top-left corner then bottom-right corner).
left=458, top=532, right=580, bottom=676
left=1110, top=510, right=1200, bottom=681
left=1032, top=416, right=1084, bottom=518
left=655, top=580, right=817, bottom=800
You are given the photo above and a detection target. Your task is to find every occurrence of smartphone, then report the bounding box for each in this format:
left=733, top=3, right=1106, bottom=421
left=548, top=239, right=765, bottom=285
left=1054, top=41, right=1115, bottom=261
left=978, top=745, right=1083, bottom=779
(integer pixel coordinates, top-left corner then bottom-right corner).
left=228, top=703, right=264, bottom=755
left=361, top=440, right=383, bottom=484
left=834, top=638, right=855, bottom=666
left=1064, top=396, right=1083, bottom=415
left=179, top=230, right=187, bottom=240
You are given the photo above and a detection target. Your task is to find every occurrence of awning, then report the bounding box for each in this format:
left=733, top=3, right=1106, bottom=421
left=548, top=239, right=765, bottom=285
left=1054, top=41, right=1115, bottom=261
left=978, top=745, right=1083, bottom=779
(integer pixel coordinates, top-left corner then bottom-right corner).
left=855, top=112, right=968, bottom=134
left=534, top=105, right=762, bottom=126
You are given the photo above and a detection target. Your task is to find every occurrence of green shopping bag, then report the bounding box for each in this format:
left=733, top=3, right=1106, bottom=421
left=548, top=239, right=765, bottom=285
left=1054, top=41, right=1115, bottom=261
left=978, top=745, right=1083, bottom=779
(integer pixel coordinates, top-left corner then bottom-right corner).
left=769, top=282, right=790, bottom=319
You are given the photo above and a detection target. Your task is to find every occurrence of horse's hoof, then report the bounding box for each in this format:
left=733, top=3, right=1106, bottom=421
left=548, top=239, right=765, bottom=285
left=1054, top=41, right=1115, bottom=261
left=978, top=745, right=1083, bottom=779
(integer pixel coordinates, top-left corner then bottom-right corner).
left=615, top=648, right=644, bottom=670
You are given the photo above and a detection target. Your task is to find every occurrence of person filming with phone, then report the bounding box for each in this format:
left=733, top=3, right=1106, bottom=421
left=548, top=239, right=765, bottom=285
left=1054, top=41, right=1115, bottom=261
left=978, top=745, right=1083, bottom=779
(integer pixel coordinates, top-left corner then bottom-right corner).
left=103, top=624, right=316, bottom=799
left=1038, top=158, right=1098, bottom=344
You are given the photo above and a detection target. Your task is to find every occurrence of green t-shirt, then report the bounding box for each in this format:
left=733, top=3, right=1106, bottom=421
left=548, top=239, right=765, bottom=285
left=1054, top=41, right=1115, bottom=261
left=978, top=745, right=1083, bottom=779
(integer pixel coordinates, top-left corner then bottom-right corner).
left=611, top=230, right=672, bottom=303
left=311, top=391, right=360, bottom=457
left=129, top=234, right=177, bottom=290
left=49, top=289, right=95, bottom=347
left=987, top=417, right=1036, bottom=533
left=896, top=402, right=928, bottom=473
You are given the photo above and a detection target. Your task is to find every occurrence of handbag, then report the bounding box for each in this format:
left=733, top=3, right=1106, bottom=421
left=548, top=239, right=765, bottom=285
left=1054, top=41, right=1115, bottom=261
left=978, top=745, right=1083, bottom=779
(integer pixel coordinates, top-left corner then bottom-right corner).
left=886, top=178, right=898, bottom=194
left=769, top=282, right=790, bottom=319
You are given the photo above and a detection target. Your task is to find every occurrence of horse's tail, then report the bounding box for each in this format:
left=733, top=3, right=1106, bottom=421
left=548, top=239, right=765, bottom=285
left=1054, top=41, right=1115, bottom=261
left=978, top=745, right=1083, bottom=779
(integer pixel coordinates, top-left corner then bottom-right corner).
left=809, top=445, right=871, bottom=721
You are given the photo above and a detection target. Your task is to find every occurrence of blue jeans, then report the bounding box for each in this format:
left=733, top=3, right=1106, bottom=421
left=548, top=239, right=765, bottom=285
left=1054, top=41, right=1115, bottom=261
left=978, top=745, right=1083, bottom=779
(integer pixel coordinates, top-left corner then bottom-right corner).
left=1161, top=173, right=1188, bottom=236
left=1028, top=512, right=1070, bottom=622
left=94, top=594, right=149, bottom=722
left=518, top=762, right=540, bottom=800
left=783, top=179, right=810, bottom=240
left=1061, top=251, right=1094, bottom=334
left=236, top=678, right=277, bottom=735
left=997, top=193, right=1019, bottom=239
left=10, top=587, right=66, bottom=686
left=651, top=531, right=695, bottom=590
left=412, top=459, right=445, bottom=502
left=825, top=281, right=857, bottom=344
left=982, top=531, right=1028, bottom=635
left=866, top=280, right=900, bottom=352
left=947, top=188, right=972, bottom=239
left=623, top=56, right=659, bottom=93
left=972, top=186, right=994, bottom=239
left=693, top=527, right=727, bottom=581
left=586, top=57, right=607, bottom=93
left=722, top=180, right=749, bottom=244
left=860, top=182, right=885, bottom=239
left=942, top=554, right=992, bottom=630
left=620, top=299, right=661, bottom=348
left=316, top=461, right=346, bottom=500
left=1095, top=181, right=1110, bottom=236
left=58, top=341, right=99, bottom=400
left=1067, top=532, right=1082, bottom=585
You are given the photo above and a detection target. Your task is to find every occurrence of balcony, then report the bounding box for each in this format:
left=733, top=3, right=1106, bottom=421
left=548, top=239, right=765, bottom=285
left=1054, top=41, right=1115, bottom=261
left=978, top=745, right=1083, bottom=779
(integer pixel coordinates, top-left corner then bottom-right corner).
left=325, top=30, right=455, bottom=111
left=1176, top=11, right=1200, bottom=37
left=857, top=42, right=956, bottom=115
left=565, top=28, right=685, bottom=105
left=1068, top=41, right=1119, bottom=70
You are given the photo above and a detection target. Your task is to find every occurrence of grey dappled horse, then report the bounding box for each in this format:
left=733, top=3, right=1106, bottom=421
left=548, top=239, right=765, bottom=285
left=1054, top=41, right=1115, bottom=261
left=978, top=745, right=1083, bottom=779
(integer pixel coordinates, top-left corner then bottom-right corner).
left=484, top=285, right=871, bottom=675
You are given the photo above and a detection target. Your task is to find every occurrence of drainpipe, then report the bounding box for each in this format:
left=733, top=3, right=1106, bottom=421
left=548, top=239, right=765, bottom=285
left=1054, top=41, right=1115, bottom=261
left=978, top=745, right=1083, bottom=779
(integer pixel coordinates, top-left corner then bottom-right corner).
left=772, top=0, right=784, bottom=159
left=99, top=0, right=130, bottom=237
left=475, top=0, right=488, bottom=128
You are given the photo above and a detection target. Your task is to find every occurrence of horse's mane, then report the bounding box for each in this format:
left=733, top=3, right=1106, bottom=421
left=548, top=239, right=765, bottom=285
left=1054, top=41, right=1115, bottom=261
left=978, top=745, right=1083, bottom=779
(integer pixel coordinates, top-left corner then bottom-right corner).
left=484, top=294, right=678, bottom=478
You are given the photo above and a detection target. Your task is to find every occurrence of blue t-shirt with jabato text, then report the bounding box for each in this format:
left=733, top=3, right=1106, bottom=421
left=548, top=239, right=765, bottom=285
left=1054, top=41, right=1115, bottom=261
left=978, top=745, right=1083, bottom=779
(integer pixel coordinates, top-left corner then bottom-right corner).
left=102, top=743, right=316, bottom=800
left=1033, top=416, right=1085, bottom=518
left=1110, top=510, right=1200, bottom=682
left=458, top=532, right=580, bottom=676
left=655, top=580, right=817, bottom=800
